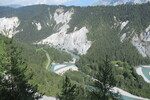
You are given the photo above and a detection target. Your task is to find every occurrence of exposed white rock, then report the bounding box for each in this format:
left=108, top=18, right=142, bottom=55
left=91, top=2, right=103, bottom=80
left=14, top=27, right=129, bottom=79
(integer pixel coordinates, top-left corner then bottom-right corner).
left=0, top=17, right=20, bottom=38
left=39, top=95, right=56, bottom=100
left=113, top=16, right=120, bottom=28
left=131, top=25, right=150, bottom=57
left=37, top=8, right=91, bottom=55
left=54, top=8, right=74, bottom=24
left=120, top=33, right=126, bottom=42
left=74, top=27, right=77, bottom=31
left=132, top=34, right=147, bottom=57
left=38, top=26, right=91, bottom=55
left=48, top=7, right=52, bottom=20
left=120, top=21, right=129, bottom=30
left=143, top=32, right=150, bottom=42
left=114, top=16, right=117, bottom=21
left=35, top=23, right=42, bottom=31
left=47, top=23, right=49, bottom=26
left=1, top=72, right=13, bottom=83
left=146, top=25, right=150, bottom=32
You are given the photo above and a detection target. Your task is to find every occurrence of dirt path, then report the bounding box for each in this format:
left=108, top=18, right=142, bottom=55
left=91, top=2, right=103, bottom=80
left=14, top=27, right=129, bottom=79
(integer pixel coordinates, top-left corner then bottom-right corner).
left=43, top=50, right=51, bottom=70
left=36, top=48, right=51, bottom=70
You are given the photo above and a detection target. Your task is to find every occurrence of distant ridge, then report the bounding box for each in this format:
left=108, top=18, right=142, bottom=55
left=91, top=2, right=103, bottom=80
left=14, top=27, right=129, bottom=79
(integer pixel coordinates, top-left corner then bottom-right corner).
left=94, top=0, right=150, bottom=6
left=3, top=4, right=22, bottom=8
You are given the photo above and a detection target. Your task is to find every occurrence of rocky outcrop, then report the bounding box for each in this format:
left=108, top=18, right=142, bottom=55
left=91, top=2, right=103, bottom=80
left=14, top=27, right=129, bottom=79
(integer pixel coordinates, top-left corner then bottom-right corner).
left=120, top=33, right=126, bottom=42
left=131, top=25, right=150, bottom=57
left=38, top=26, right=91, bottom=55
left=38, top=8, right=91, bottom=55
left=35, top=23, right=42, bottom=31
left=120, top=21, right=129, bottom=30
left=0, top=17, right=20, bottom=38
left=54, top=7, right=74, bottom=24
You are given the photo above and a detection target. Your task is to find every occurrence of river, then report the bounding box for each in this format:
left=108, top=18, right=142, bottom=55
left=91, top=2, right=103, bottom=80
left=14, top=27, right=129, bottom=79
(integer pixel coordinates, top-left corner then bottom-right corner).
left=49, top=51, right=150, bottom=100
left=142, top=66, right=150, bottom=81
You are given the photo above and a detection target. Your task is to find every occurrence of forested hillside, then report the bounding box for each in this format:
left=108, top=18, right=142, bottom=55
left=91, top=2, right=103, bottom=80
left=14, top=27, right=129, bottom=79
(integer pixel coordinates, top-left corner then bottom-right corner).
left=0, top=35, right=74, bottom=96
left=0, top=3, right=150, bottom=62
left=0, top=2, right=150, bottom=99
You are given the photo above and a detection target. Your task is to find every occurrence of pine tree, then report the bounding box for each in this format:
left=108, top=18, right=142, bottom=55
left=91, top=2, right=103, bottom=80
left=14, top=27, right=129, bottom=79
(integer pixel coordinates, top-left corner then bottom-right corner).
left=75, top=86, right=91, bottom=100
left=0, top=36, right=41, bottom=100
left=57, top=76, right=76, bottom=100
left=91, top=56, right=119, bottom=100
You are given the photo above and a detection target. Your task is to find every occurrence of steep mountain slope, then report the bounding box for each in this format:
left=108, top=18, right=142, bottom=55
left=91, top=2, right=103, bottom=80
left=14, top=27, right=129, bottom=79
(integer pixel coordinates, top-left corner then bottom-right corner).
left=0, top=3, right=150, bottom=98
left=0, top=4, right=150, bottom=57
left=0, top=3, right=150, bottom=68
left=0, top=35, right=73, bottom=96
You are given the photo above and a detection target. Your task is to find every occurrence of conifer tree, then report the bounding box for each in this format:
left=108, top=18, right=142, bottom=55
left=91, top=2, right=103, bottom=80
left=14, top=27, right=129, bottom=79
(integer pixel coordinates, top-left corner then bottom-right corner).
left=91, top=56, right=119, bottom=100
left=75, top=86, right=91, bottom=100
left=0, top=35, right=41, bottom=100
left=57, top=76, right=76, bottom=100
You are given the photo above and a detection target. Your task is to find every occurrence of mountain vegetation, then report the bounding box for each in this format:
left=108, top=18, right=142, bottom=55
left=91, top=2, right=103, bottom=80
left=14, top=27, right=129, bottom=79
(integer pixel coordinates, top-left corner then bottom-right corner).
left=57, top=76, right=77, bottom=100
left=0, top=36, right=41, bottom=100
left=91, top=56, right=119, bottom=100
left=0, top=35, right=73, bottom=96
left=17, top=43, right=72, bottom=96
left=0, top=2, right=150, bottom=99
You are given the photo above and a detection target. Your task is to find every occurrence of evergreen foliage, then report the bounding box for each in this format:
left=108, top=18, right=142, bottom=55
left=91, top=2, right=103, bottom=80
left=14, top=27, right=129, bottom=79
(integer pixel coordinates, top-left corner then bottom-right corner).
left=74, top=86, right=91, bottom=100
left=15, top=43, right=64, bottom=96
left=0, top=35, right=41, bottom=100
left=0, top=3, right=150, bottom=99
left=64, top=71, right=93, bottom=85
left=57, top=76, right=77, bottom=100
left=91, top=56, right=119, bottom=100
left=112, top=61, right=150, bottom=98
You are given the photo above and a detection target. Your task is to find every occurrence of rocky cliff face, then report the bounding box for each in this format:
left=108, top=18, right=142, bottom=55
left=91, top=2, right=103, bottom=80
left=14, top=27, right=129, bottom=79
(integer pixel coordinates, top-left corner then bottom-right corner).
left=0, top=17, right=20, bottom=38
left=118, top=19, right=150, bottom=57
left=0, top=7, right=92, bottom=55
left=116, top=16, right=150, bottom=57
left=132, top=25, right=150, bottom=57
left=38, top=26, right=91, bottom=55
left=38, top=8, right=91, bottom=55
left=0, top=4, right=150, bottom=57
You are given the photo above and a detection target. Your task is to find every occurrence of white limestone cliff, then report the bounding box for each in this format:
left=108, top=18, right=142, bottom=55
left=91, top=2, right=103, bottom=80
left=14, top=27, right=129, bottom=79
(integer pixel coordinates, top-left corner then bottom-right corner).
left=54, top=7, right=74, bottom=24
left=35, top=22, right=42, bottom=31
left=38, top=26, right=91, bottom=55
left=38, top=8, right=91, bottom=55
left=120, top=21, right=129, bottom=30
left=131, top=25, right=150, bottom=57
left=0, top=17, right=20, bottom=38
